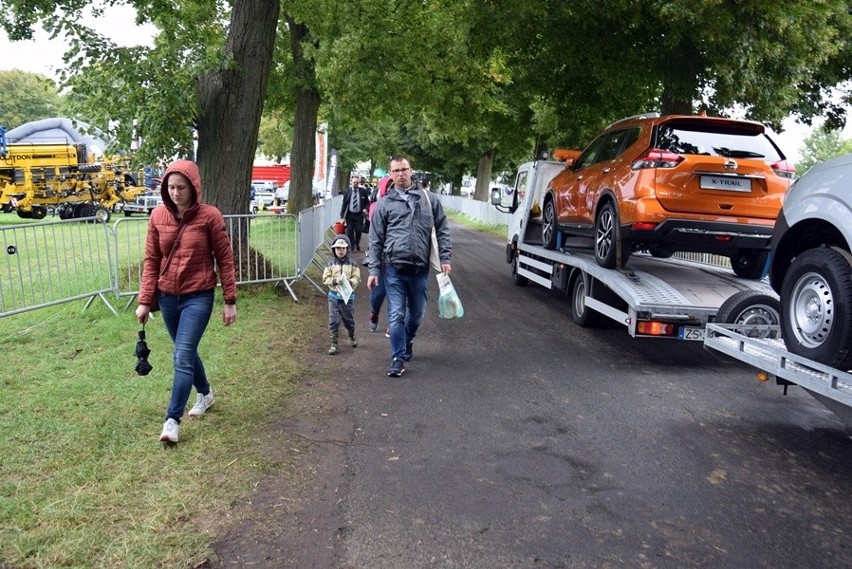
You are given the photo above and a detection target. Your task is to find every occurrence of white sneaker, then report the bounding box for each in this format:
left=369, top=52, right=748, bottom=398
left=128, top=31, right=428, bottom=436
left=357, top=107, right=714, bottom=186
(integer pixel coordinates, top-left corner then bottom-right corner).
left=160, top=418, right=179, bottom=443
left=188, top=390, right=214, bottom=418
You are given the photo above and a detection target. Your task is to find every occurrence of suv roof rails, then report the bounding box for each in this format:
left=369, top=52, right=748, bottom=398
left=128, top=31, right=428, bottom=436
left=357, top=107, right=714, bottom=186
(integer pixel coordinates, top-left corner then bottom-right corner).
left=606, top=112, right=661, bottom=129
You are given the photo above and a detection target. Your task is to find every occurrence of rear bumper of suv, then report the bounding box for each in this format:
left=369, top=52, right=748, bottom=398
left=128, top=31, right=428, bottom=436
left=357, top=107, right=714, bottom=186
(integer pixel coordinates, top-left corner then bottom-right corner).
left=626, top=219, right=772, bottom=254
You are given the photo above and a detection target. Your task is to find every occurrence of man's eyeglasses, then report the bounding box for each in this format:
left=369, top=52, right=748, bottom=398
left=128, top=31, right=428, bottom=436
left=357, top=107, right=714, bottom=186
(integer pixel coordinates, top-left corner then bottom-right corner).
left=391, top=167, right=411, bottom=174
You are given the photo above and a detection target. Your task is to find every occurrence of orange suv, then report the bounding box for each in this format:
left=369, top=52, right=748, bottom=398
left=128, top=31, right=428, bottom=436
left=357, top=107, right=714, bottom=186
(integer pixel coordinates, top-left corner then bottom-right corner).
left=542, top=113, right=795, bottom=278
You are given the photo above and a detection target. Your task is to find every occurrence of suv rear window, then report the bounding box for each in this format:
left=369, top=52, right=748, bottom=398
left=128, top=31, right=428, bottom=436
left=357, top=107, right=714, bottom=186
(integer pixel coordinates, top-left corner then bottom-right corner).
left=653, top=119, right=784, bottom=162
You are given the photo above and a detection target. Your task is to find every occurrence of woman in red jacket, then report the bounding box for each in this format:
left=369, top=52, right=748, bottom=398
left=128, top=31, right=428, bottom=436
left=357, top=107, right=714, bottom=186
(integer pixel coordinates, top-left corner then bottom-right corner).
left=136, top=159, right=237, bottom=444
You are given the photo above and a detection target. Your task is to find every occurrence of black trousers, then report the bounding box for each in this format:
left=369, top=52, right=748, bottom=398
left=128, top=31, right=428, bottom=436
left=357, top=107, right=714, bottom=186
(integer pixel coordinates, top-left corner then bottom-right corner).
left=345, top=213, right=364, bottom=250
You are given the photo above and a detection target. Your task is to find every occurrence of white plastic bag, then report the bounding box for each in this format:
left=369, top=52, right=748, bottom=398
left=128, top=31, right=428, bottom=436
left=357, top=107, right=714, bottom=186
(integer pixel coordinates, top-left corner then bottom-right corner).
left=436, top=272, right=464, bottom=319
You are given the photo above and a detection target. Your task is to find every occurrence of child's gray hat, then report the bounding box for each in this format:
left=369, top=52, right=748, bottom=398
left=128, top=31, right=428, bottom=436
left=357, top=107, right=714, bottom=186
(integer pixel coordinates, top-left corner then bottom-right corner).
left=331, top=237, right=350, bottom=249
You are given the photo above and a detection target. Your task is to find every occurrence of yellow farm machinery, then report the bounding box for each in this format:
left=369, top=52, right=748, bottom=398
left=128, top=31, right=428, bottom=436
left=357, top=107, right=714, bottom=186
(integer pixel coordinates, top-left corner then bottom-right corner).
left=0, top=126, right=148, bottom=222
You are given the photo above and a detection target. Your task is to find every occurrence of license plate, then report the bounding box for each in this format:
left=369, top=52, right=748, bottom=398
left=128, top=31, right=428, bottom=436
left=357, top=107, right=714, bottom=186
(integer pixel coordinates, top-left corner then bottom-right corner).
left=700, top=175, right=752, bottom=192
left=679, top=326, right=706, bottom=341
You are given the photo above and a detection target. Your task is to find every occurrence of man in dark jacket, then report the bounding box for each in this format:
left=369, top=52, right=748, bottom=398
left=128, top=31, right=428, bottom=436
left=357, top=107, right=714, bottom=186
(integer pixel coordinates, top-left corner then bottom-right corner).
left=367, top=155, right=452, bottom=377
left=339, top=174, right=370, bottom=251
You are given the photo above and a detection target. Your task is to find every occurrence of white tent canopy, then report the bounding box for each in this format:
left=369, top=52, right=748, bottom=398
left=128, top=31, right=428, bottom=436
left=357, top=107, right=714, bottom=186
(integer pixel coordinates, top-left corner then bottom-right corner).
left=6, top=117, right=110, bottom=157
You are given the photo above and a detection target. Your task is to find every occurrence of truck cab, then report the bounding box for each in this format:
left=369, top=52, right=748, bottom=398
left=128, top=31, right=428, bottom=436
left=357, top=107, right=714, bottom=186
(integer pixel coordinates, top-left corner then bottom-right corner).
left=491, top=157, right=571, bottom=255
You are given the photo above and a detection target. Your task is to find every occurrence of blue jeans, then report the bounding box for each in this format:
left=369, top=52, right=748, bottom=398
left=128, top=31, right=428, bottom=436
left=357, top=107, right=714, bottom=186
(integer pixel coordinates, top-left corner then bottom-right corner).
left=158, top=290, right=214, bottom=422
left=384, top=264, right=429, bottom=360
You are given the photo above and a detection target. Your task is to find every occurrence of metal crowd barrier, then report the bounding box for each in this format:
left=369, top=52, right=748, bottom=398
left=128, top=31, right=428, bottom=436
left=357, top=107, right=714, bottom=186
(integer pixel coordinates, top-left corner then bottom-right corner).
left=1, top=208, right=314, bottom=318
left=111, top=212, right=303, bottom=306
left=297, top=195, right=342, bottom=295
left=0, top=217, right=118, bottom=317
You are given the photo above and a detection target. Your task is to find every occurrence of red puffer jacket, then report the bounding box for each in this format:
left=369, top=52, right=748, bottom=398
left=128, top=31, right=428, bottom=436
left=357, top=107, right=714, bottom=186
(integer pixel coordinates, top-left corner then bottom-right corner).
left=138, top=160, right=237, bottom=307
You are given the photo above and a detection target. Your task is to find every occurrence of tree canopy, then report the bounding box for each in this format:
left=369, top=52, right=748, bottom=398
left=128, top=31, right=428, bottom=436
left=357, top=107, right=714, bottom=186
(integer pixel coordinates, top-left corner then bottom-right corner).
left=796, top=125, right=852, bottom=174
left=0, top=70, right=64, bottom=129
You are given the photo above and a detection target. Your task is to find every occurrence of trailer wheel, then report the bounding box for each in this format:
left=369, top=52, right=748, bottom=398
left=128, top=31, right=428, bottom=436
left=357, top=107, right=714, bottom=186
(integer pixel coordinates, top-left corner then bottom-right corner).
left=715, top=290, right=781, bottom=339
left=542, top=198, right=558, bottom=250
left=571, top=275, right=602, bottom=327
left=30, top=206, right=47, bottom=220
left=595, top=202, right=630, bottom=268
left=730, top=249, right=769, bottom=280
left=511, top=253, right=528, bottom=287
left=780, top=247, right=852, bottom=369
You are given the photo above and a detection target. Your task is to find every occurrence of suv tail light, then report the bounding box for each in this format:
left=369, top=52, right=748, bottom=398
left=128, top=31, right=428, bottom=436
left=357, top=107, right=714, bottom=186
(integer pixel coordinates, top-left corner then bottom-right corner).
left=771, top=159, right=796, bottom=179
left=631, top=149, right=684, bottom=170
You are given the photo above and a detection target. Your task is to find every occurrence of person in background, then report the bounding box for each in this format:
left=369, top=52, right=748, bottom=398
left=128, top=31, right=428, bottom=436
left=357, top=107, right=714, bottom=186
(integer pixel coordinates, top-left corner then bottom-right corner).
left=367, top=176, right=391, bottom=335
left=322, top=234, right=361, bottom=355
left=339, top=174, right=370, bottom=251
left=367, top=156, right=452, bottom=377
left=136, top=159, right=237, bottom=444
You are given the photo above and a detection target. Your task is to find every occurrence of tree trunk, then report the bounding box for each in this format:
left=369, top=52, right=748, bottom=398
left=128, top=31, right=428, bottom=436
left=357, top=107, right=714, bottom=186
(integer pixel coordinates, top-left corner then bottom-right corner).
left=286, top=17, right=321, bottom=215
left=195, top=0, right=280, bottom=216
left=660, top=84, right=694, bottom=115
left=473, top=149, right=496, bottom=202
left=659, top=38, right=700, bottom=116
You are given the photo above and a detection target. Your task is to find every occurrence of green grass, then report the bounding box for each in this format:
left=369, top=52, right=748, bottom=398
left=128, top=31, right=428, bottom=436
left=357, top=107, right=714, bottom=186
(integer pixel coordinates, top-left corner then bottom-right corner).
left=0, top=281, right=330, bottom=568
left=445, top=210, right=507, bottom=239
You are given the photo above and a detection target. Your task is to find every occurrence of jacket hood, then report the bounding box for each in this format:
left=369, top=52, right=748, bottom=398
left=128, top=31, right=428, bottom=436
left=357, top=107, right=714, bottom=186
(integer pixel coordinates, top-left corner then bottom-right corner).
left=378, top=176, right=391, bottom=198
left=161, top=159, right=203, bottom=215
left=328, top=233, right=353, bottom=264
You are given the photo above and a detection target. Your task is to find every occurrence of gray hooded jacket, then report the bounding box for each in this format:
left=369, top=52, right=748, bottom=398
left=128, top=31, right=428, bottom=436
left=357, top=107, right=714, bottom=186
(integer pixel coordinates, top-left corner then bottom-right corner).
left=367, top=184, right=451, bottom=276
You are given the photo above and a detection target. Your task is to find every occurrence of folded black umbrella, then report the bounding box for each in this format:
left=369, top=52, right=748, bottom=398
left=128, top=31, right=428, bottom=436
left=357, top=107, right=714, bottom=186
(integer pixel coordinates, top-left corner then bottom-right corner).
left=135, top=326, right=153, bottom=376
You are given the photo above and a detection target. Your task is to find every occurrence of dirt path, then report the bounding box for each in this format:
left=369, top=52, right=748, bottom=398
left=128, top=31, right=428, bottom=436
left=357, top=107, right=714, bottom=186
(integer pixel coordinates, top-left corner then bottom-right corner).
left=208, top=319, right=355, bottom=568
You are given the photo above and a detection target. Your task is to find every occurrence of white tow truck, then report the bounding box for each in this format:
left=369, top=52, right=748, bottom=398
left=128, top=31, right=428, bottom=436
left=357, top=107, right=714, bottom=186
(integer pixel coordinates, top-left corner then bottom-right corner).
left=490, top=155, right=781, bottom=340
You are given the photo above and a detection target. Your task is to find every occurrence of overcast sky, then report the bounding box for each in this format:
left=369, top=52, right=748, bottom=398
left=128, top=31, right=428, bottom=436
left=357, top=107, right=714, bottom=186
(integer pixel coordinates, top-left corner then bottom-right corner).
left=1, top=6, right=846, bottom=165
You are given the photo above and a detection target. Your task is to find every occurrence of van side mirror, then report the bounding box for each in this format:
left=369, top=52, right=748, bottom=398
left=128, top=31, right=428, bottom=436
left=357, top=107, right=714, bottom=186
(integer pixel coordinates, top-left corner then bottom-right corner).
left=491, top=186, right=515, bottom=213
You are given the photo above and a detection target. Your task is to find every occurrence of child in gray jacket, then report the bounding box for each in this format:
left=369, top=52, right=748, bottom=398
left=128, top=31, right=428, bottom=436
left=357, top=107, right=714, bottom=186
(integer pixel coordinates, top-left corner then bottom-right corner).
left=322, top=235, right=361, bottom=354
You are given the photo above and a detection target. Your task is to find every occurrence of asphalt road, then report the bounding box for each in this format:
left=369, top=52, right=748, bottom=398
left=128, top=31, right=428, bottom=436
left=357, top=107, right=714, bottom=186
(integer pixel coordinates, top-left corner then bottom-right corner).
left=313, top=221, right=852, bottom=568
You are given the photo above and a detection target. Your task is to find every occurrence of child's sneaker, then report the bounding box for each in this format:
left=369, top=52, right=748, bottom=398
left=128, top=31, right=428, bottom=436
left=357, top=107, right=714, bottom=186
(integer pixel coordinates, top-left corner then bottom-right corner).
left=160, top=418, right=179, bottom=443
left=369, top=313, right=379, bottom=332
left=385, top=327, right=390, bottom=338
left=188, top=390, right=214, bottom=417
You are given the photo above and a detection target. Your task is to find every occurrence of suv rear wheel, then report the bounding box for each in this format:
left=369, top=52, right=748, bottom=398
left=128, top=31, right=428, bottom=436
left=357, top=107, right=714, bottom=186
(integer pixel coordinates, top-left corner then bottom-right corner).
left=780, top=247, right=852, bottom=369
left=595, top=202, right=630, bottom=268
